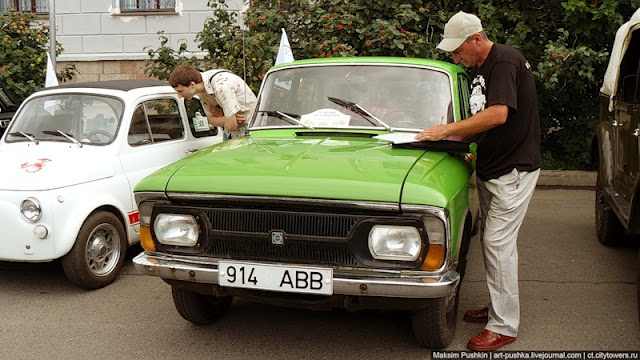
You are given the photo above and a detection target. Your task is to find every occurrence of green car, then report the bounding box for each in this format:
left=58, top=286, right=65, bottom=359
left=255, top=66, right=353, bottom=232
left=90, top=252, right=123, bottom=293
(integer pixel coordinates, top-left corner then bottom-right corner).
left=133, top=57, right=479, bottom=348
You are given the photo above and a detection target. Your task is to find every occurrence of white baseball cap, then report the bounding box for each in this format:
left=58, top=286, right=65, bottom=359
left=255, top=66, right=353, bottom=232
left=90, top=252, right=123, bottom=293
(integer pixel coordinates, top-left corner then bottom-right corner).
left=437, top=11, right=483, bottom=52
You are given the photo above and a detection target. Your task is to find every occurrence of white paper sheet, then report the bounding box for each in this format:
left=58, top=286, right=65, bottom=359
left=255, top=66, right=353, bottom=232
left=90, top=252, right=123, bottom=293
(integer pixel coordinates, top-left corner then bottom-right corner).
left=373, top=133, right=417, bottom=144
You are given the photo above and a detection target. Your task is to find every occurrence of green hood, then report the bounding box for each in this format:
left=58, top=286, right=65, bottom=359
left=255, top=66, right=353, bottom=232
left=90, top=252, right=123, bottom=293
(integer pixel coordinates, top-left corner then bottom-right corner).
left=144, top=135, right=448, bottom=204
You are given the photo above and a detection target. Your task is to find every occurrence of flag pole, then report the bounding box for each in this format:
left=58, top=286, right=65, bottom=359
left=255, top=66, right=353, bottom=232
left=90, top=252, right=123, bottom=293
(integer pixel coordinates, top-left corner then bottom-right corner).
left=48, top=0, right=56, bottom=71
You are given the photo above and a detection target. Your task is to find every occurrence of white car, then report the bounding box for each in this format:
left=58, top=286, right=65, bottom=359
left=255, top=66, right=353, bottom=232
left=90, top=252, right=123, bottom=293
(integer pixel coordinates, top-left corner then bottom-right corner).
left=0, top=80, right=222, bottom=288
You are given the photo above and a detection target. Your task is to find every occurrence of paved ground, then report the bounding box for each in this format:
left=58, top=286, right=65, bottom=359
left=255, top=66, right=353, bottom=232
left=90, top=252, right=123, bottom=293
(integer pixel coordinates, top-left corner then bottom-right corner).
left=0, top=188, right=638, bottom=359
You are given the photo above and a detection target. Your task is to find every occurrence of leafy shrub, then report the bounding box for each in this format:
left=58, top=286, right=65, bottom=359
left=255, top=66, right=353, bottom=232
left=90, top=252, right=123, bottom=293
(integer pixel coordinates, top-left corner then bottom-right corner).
left=0, top=10, right=76, bottom=101
left=144, top=0, right=640, bottom=169
left=143, top=31, right=203, bottom=81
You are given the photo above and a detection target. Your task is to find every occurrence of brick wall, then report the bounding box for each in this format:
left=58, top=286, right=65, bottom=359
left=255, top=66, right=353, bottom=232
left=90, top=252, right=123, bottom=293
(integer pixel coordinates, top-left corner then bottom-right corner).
left=58, top=60, right=154, bottom=83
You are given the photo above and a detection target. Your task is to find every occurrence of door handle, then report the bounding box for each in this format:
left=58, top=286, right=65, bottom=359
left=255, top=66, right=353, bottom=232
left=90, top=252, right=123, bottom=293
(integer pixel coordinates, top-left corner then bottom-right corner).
left=612, top=120, right=619, bottom=127
left=633, top=128, right=640, bottom=137
left=185, top=148, right=200, bottom=155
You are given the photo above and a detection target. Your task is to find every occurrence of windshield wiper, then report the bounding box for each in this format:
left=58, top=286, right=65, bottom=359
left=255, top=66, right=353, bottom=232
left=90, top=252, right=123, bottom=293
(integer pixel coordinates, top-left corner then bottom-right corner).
left=42, top=130, right=83, bottom=148
left=9, top=131, right=39, bottom=145
left=257, top=110, right=314, bottom=130
left=327, top=96, right=393, bottom=132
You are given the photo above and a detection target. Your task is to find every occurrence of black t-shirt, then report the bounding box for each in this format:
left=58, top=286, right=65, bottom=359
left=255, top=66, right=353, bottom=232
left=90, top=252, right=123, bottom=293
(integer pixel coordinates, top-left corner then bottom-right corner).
left=469, top=43, right=541, bottom=181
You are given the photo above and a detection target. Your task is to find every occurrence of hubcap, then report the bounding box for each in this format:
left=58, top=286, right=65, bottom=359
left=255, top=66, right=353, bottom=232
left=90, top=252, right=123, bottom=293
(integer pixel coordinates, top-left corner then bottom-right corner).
left=84, top=223, right=120, bottom=276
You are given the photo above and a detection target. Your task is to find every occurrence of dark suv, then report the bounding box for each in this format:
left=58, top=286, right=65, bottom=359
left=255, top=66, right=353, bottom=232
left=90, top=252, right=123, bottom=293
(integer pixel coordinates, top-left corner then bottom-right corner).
left=595, top=10, right=640, bottom=321
left=0, top=81, right=20, bottom=137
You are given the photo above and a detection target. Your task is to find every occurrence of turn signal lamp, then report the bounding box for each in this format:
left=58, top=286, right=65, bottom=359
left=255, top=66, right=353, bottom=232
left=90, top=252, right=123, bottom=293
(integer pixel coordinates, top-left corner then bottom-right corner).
left=422, top=244, right=445, bottom=271
left=421, top=216, right=446, bottom=271
left=140, top=226, right=156, bottom=252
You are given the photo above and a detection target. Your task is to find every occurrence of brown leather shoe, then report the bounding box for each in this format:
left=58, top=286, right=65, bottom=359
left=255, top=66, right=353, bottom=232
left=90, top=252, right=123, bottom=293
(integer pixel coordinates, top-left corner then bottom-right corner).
left=464, top=307, right=489, bottom=323
left=467, top=329, right=516, bottom=351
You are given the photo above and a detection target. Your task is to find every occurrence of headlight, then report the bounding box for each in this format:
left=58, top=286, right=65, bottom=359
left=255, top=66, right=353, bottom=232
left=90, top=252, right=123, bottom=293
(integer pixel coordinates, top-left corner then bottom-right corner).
left=20, top=198, right=42, bottom=222
left=368, top=225, right=421, bottom=261
left=153, top=213, right=199, bottom=247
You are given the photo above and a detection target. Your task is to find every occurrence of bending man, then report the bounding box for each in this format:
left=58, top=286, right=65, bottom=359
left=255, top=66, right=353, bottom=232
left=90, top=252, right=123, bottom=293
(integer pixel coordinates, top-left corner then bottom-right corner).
left=169, top=64, right=257, bottom=140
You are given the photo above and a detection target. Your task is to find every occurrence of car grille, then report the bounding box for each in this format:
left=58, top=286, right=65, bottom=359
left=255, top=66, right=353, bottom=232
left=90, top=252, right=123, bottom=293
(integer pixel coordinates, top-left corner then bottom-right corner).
left=204, top=209, right=356, bottom=238
left=202, top=208, right=362, bottom=267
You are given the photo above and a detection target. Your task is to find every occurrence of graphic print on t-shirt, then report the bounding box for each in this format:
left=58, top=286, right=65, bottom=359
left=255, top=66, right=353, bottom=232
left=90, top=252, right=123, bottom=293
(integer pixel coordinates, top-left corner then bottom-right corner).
left=470, top=75, right=487, bottom=115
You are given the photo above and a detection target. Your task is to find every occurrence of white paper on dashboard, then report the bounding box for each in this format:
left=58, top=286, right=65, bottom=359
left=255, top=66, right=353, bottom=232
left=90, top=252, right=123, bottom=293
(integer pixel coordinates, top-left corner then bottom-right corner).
left=300, top=109, right=351, bottom=127
left=373, top=133, right=417, bottom=144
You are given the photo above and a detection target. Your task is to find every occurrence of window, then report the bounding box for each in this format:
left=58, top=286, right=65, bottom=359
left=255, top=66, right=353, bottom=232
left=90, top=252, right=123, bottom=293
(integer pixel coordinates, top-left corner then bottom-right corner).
left=253, top=65, right=453, bottom=130
left=458, top=75, right=470, bottom=120
left=617, top=29, right=640, bottom=103
left=0, top=80, right=18, bottom=112
left=184, top=98, right=219, bottom=138
left=1, top=0, right=48, bottom=14
left=128, top=99, right=184, bottom=146
left=120, top=0, right=175, bottom=12
left=6, top=94, right=123, bottom=146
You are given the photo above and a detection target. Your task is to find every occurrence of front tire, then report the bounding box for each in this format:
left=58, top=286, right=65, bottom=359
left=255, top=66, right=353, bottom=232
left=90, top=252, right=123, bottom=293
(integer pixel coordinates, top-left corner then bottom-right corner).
left=62, top=211, right=126, bottom=289
left=595, top=177, right=624, bottom=246
left=411, top=288, right=458, bottom=349
left=171, top=286, right=232, bottom=325
left=457, top=218, right=473, bottom=281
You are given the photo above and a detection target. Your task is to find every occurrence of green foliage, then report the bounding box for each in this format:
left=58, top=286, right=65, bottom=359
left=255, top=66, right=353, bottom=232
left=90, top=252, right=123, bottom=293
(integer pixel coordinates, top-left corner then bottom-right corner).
left=533, top=0, right=640, bottom=169
left=0, top=10, right=76, bottom=101
left=143, top=31, right=205, bottom=80
left=144, top=0, right=640, bottom=169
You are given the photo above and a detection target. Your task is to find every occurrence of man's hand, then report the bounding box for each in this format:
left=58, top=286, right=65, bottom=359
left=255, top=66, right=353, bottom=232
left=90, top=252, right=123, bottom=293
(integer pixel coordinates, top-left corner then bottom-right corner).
left=236, top=113, right=246, bottom=126
left=208, top=104, right=224, bottom=118
left=415, top=124, right=449, bottom=142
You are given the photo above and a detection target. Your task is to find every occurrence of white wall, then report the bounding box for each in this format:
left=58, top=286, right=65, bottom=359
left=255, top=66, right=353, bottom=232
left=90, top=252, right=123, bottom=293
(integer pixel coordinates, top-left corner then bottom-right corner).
left=53, top=0, right=245, bottom=62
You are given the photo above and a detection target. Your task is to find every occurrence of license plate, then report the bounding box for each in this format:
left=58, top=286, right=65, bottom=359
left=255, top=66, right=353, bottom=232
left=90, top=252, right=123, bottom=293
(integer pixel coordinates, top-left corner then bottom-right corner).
left=218, top=261, right=333, bottom=295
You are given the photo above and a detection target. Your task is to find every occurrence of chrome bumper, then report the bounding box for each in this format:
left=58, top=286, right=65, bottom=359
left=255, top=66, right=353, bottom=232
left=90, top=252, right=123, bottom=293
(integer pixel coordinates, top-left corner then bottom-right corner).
left=133, top=252, right=459, bottom=299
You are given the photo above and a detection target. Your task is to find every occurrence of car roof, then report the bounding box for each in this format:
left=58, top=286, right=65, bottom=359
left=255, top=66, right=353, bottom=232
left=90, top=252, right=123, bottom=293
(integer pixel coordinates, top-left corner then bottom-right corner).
left=38, top=79, right=169, bottom=92
left=269, top=56, right=465, bottom=75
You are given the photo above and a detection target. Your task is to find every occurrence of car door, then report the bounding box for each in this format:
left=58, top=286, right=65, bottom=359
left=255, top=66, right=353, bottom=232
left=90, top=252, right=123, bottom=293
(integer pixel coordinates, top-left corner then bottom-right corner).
left=613, top=93, right=640, bottom=199
left=612, top=29, right=640, bottom=200
left=118, top=95, right=218, bottom=232
left=457, top=73, right=479, bottom=225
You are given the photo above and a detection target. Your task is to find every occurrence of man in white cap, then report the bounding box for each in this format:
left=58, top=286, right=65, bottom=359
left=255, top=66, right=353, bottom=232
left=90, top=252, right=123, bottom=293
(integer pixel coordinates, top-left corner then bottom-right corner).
left=415, top=11, right=541, bottom=351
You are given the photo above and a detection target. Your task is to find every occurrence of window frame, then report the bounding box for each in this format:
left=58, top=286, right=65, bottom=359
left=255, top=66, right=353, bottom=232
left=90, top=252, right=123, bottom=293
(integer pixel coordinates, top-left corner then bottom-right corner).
left=0, top=0, right=48, bottom=15
left=118, top=0, right=177, bottom=14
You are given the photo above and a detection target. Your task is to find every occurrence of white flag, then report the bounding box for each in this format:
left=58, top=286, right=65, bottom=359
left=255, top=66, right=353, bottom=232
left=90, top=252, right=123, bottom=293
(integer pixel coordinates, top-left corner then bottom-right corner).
left=45, top=52, right=59, bottom=87
left=275, top=28, right=294, bottom=65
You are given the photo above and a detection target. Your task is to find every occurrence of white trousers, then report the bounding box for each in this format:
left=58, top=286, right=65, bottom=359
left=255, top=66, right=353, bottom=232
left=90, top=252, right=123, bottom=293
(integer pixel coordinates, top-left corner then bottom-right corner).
left=477, top=168, right=539, bottom=337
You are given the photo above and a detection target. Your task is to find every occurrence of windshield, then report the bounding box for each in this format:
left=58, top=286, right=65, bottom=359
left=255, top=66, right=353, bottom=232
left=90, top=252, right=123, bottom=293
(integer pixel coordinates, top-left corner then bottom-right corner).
left=251, top=64, right=454, bottom=131
left=5, top=94, right=124, bottom=145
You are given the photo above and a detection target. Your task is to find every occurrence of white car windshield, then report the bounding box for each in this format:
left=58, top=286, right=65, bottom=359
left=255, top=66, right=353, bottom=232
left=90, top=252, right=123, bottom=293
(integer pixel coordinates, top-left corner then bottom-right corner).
left=251, top=65, right=454, bottom=131
left=6, top=94, right=123, bottom=145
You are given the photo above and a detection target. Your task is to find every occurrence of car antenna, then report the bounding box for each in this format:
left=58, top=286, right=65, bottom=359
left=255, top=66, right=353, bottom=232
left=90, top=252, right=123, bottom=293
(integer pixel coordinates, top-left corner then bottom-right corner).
left=231, top=2, right=248, bottom=105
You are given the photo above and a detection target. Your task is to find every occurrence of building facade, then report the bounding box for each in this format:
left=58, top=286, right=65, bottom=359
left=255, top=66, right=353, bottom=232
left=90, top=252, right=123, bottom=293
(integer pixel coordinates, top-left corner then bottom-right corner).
left=2, top=0, right=246, bottom=82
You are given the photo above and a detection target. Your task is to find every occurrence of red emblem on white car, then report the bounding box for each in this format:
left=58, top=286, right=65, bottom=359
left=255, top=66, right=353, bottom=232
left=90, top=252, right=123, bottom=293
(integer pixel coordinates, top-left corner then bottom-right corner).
left=21, top=158, right=52, bottom=173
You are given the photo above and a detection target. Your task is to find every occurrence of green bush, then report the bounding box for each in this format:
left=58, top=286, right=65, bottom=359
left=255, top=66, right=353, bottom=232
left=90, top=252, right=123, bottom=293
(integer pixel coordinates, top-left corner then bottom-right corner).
left=144, top=0, right=640, bottom=169
left=143, top=31, right=203, bottom=81
left=0, top=10, right=76, bottom=101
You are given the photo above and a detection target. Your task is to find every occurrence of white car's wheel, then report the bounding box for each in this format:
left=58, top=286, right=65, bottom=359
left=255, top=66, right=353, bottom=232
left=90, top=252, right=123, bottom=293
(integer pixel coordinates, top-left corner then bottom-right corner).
left=171, top=286, right=232, bottom=325
left=62, top=211, right=126, bottom=289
